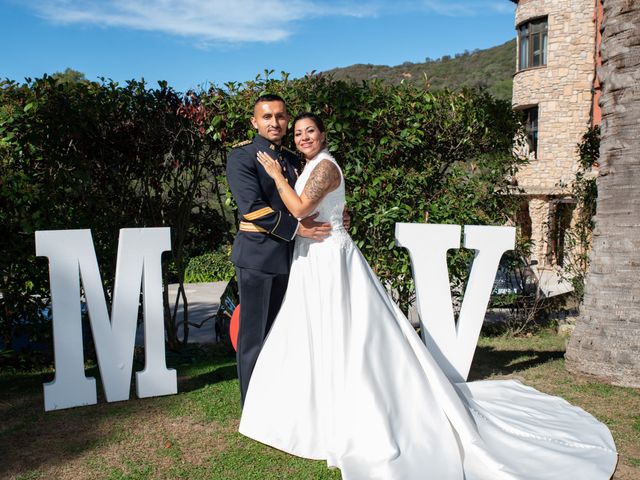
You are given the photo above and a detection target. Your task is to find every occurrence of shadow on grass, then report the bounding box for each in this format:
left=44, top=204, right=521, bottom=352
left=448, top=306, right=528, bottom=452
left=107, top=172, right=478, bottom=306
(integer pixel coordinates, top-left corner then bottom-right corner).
left=0, top=369, right=121, bottom=477
left=178, top=364, right=238, bottom=393
left=171, top=342, right=238, bottom=393
left=0, top=345, right=238, bottom=478
left=468, top=345, right=564, bottom=381
left=0, top=340, right=567, bottom=477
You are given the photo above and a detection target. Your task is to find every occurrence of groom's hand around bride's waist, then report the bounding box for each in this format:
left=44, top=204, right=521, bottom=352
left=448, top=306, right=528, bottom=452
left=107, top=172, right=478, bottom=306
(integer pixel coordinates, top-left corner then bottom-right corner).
left=297, top=212, right=331, bottom=241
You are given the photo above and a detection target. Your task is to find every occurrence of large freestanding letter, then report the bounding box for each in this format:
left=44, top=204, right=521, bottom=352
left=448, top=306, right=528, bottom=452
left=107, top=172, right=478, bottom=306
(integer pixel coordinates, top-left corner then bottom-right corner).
left=395, top=224, right=515, bottom=382
left=36, top=228, right=177, bottom=411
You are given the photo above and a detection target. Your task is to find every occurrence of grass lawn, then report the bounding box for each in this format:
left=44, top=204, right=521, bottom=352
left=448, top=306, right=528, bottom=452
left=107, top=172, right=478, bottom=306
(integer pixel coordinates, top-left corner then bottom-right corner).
left=1, top=330, right=638, bottom=479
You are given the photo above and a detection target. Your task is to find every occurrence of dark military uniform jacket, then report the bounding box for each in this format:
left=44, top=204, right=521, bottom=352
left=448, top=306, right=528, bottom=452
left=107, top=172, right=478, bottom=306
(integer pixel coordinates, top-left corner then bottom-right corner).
left=226, top=135, right=302, bottom=274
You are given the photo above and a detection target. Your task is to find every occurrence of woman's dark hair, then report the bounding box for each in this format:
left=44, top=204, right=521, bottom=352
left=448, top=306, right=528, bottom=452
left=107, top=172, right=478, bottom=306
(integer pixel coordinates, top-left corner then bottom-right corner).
left=293, top=112, right=325, bottom=133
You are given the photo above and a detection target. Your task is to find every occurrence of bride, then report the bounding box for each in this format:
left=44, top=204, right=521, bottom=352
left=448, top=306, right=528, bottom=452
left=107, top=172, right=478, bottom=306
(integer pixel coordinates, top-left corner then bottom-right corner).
left=239, top=112, right=617, bottom=479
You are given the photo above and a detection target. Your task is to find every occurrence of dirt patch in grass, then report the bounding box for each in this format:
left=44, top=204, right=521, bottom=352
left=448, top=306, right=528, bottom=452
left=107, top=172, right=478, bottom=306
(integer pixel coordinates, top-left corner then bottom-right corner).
left=0, top=392, right=231, bottom=480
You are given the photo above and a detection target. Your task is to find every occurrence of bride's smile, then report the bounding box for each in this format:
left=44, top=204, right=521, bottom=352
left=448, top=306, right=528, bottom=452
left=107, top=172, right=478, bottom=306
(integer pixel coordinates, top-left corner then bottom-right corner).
left=294, top=118, right=326, bottom=159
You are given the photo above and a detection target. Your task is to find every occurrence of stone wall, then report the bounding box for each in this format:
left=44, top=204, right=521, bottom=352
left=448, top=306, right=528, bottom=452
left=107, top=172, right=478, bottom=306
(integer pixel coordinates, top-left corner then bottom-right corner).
left=512, top=0, right=596, bottom=195
left=527, top=196, right=550, bottom=264
left=512, top=0, right=596, bottom=268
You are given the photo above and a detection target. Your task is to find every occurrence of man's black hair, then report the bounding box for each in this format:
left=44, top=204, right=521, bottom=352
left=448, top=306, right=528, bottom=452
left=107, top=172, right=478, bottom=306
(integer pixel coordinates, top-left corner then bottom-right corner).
left=254, top=93, right=286, bottom=107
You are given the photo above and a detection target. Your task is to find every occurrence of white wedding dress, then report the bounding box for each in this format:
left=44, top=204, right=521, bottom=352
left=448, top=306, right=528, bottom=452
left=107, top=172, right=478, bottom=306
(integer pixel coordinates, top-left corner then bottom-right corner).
left=239, top=150, right=617, bottom=480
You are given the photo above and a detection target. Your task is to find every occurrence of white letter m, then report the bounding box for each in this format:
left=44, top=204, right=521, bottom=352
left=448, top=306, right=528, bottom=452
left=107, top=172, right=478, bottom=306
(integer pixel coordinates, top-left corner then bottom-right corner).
left=36, top=228, right=176, bottom=411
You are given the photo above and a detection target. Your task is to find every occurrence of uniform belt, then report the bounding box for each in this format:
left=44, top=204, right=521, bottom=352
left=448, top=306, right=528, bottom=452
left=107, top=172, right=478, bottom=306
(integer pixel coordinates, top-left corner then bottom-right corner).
left=239, top=221, right=267, bottom=233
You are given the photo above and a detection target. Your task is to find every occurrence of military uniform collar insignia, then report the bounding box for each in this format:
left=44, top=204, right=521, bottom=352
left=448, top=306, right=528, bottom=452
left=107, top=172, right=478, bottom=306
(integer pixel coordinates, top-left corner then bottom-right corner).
left=255, top=134, right=281, bottom=152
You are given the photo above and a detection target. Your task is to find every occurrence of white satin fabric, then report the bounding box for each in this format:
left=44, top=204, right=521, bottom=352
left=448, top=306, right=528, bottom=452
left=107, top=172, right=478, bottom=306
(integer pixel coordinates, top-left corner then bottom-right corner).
left=239, top=150, right=617, bottom=480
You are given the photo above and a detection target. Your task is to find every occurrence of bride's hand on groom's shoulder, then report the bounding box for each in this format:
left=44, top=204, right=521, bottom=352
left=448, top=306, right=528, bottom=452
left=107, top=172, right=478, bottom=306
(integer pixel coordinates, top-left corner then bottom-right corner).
left=256, top=151, right=284, bottom=181
left=298, top=213, right=331, bottom=241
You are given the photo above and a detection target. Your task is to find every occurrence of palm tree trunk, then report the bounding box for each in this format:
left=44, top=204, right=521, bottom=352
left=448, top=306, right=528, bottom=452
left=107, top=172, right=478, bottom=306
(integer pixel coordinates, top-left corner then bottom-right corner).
left=565, top=0, right=640, bottom=387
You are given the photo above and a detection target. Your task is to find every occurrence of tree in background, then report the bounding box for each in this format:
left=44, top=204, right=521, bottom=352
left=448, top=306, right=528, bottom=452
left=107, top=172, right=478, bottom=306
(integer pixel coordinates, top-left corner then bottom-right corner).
left=51, top=68, right=89, bottom=84
left=566, top=0, right=640, bottom=387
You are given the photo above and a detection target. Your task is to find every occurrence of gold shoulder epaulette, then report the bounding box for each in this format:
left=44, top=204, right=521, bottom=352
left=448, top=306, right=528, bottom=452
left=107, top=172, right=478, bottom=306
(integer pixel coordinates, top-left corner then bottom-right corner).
left=232, top=139, right=252, bottom=149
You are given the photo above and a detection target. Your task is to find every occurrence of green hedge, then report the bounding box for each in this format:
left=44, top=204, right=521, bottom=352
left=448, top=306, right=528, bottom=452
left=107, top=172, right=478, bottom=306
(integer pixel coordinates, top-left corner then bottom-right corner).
left=1, top=71, right=522, bottom=352
left=185, top=249, right=235, bottom=283
left=0, top=77, right=232, bottom=348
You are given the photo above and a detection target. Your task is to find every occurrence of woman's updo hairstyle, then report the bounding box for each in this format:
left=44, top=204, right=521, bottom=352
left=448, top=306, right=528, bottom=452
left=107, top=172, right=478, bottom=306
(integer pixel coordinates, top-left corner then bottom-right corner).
left=292, top=112, right=326, bottom=133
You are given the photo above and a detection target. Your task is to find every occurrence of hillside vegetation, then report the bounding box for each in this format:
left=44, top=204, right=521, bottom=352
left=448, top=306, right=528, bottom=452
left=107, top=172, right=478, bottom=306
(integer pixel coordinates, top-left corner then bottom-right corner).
left=325, top=39, right=516, bottom=101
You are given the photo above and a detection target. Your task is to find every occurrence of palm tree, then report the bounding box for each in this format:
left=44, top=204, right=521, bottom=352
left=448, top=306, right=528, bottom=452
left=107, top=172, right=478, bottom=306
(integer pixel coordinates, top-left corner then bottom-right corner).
left=565, top=0, right=640, bottom=387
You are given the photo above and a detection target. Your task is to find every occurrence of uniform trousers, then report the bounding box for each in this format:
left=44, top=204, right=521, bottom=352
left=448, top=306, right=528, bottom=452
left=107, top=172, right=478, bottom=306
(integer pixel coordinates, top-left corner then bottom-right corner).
left=236, top=266, right=289, bottom=406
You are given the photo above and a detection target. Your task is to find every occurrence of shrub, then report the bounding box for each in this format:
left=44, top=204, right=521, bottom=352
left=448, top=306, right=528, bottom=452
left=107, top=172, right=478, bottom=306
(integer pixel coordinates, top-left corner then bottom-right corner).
left=205, top=72, right=522, bottom=311
left=560, top=126, right=600, bottom=301
left=0, top=77, right=233, bottom=350
left=1, top=71, right=522, bottom=357
left=185, top=248, right=235, bottom=283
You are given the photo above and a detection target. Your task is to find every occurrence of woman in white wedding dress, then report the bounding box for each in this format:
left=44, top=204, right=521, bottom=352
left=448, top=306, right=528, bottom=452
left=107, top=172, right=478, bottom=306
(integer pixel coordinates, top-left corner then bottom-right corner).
left=239, top=112, right=617, bottom=480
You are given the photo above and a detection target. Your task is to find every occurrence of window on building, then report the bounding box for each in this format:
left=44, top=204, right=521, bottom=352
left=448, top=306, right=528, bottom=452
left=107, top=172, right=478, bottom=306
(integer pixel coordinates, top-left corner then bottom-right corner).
left=522, top=107, right=539, bottom=155
left=518, top=17, right=548, bottom=70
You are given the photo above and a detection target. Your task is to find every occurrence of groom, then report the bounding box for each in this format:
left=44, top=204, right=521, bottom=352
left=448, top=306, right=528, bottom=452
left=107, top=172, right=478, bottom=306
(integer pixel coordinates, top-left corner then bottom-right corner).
left=226, top=94, right=332, bottom=405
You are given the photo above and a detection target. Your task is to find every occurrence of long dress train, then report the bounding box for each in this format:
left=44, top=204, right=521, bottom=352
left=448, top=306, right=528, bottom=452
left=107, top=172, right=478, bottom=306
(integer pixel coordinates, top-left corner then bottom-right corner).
left=239, top=150, right=617, bottom=480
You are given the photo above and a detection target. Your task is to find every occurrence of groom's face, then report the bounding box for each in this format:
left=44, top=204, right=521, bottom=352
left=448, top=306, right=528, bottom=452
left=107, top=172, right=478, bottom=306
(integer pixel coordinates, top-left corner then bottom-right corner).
left=251, top=100, right=289, bottom=145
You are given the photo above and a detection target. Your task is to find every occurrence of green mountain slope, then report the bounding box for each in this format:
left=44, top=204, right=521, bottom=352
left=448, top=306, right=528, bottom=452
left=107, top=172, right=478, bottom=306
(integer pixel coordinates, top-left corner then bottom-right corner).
left=324, top=39, right=516, bottom=101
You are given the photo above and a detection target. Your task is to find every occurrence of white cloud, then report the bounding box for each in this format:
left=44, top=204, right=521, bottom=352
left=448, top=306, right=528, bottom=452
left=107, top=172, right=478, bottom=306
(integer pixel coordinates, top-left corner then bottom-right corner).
left=418, top=0, right=515, bottom=17
left=24, top=0, right=380, bottom=44
left=21, top=1, right=513, bottom=47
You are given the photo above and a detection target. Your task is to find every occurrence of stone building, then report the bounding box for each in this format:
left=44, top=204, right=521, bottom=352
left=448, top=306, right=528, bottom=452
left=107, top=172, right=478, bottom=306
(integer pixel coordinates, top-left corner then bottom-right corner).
left=509, top=0, right=602, bottom=273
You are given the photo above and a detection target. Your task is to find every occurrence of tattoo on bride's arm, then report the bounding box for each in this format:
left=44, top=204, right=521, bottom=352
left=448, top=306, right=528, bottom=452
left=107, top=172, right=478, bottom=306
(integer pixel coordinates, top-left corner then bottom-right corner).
left=303, top=161, right=340, bottom=202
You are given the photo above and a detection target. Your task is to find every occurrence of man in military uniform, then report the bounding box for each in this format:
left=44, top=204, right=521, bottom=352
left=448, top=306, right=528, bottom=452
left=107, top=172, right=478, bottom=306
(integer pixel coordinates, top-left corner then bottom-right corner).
left=226, top=94, right=331, bottom=405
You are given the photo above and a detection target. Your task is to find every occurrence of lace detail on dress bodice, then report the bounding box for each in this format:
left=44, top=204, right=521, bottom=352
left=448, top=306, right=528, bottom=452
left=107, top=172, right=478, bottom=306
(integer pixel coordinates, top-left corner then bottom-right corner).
left=295, top=150, right=348, bottom=244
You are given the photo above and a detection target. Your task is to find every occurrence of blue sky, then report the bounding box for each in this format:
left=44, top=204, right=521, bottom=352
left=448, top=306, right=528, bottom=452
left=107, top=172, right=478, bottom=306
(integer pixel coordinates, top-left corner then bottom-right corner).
left=2, top=0, right=517, bottom=93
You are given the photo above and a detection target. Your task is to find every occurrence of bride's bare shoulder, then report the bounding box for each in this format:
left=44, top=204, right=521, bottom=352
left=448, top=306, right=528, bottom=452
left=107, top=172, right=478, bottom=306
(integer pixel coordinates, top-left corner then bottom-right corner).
left=303, top=159, right=341, bottom=201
